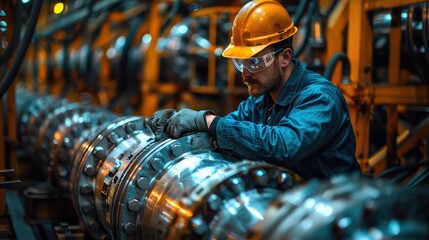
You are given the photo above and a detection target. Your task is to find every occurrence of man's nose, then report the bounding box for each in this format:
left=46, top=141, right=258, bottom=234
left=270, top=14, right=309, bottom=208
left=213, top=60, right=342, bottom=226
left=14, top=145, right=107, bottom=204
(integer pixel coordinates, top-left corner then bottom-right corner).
left=242, top=67, right=252, bottom=78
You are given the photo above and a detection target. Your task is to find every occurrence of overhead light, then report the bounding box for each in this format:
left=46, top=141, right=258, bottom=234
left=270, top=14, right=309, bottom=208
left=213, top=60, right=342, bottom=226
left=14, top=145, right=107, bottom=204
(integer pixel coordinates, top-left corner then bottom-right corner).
left=53, top=2, right=65, bottom=14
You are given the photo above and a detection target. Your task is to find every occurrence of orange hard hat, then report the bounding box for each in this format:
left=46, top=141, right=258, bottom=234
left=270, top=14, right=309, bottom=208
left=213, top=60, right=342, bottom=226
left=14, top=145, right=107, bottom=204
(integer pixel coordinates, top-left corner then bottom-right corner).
left=222, top=0, right=298, bottom=59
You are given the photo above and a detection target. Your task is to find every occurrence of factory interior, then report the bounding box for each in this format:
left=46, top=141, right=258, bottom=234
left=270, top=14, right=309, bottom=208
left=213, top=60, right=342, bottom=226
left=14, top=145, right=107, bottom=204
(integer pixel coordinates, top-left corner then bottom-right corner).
left=1, top=0, right=429, bottom=239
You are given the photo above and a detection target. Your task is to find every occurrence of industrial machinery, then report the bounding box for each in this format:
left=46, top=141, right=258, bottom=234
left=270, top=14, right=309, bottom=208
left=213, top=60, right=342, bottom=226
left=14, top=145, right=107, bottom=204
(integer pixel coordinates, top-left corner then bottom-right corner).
left=9, top=89, right=429, bottom=240
left=249, top=176, right=429, bottom=239
left=13, top=89, right=302, bottom=239
left=1, top=0, right=429, bottom=239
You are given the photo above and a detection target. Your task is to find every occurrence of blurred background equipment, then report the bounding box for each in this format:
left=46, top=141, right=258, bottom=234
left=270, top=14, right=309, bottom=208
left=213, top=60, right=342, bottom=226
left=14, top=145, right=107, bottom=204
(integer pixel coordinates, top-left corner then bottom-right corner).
left=1, top=0, right=429, bottom=239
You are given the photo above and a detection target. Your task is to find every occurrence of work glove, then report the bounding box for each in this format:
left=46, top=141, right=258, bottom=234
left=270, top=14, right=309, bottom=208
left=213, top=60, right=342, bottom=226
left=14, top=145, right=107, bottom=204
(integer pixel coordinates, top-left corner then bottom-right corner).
left=166, top=108, right=214, bottom=138
left=148, top=109, right=176, bottom=140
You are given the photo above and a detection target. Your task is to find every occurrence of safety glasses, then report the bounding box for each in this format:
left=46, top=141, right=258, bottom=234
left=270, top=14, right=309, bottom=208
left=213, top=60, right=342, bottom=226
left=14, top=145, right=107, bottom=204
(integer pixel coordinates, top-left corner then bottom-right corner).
left=232, top=48, right=283, bottom=73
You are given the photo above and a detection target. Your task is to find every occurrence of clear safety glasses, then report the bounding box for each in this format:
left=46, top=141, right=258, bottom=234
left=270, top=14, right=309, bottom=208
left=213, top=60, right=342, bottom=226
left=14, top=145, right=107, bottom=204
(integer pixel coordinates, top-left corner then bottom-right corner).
left=232, top=48, right=284, bottom=73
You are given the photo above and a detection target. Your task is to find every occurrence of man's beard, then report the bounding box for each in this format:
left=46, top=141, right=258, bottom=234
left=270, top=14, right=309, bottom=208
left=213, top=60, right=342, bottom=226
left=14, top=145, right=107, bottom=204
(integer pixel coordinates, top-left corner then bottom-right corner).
left=243, top=69, right=283, bottom=98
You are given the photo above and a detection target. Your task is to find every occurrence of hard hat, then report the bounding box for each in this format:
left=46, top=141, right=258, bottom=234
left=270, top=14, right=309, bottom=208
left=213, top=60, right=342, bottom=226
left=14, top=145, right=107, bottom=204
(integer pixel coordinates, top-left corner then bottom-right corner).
left=222, top=0, right=298, bottom=59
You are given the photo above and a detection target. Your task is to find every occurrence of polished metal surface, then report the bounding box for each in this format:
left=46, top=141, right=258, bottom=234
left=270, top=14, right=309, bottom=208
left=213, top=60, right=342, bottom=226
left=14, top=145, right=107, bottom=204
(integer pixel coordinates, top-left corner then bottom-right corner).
left=15, top=90, right=301, bottom=240
left=16, top=90, right=116, bottom=192
left=14, top=89, right=429, bottom=240
left=248, top=175, right=429, bottom=240
left=163, top=161, right=297, bottom=240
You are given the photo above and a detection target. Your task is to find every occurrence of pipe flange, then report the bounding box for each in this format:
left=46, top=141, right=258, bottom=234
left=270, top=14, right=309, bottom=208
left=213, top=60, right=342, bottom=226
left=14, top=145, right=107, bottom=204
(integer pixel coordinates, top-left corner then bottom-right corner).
left=167, top=161, right=300, bottom=239
left=108, top=133, right=217, bottom=239
left=70, top=116, right=151, bottom=239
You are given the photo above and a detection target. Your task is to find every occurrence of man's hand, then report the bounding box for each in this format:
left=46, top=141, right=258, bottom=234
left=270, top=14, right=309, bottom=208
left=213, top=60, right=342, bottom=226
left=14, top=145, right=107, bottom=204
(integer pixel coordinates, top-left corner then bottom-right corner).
left=166, top=108, right=213, bottom=138
left=148, top=109, right=176, bottom=140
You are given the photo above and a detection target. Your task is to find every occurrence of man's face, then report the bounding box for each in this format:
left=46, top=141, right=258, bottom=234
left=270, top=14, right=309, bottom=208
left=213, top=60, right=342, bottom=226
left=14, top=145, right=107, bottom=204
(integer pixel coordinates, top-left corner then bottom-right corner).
left=241, top=48, right=284, bottom=98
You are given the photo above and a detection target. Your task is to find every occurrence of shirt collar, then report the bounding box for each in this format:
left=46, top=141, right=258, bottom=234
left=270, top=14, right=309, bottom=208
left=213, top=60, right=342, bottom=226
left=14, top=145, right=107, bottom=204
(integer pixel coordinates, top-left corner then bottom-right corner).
left=255, top=58, right=304, bottom=107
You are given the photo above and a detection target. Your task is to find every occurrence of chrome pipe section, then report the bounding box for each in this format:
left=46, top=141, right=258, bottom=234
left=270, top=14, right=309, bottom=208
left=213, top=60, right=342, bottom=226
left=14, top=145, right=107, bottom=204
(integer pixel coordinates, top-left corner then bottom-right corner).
left=16, top=90, right=429, bottom=240
left=161, top=160, right=297, bottom=240
left=15, top=89, right=301, bottom=239
left=16, top=89, right=117, bottom=192
left=248, top=176, right=429, bottom=239
left=70, top=117, right=299, bottom=239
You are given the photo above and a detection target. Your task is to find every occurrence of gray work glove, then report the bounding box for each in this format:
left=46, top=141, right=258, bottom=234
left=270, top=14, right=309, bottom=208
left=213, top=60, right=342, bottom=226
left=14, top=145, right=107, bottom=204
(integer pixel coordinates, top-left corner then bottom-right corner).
left=148, top=109, right=176, bottom=140
left=166, top=108, right=214, bottom=138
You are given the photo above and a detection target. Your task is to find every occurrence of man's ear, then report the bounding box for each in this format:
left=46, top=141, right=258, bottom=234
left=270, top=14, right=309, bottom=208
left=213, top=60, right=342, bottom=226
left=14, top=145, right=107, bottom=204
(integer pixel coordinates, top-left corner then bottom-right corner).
left=279, top=48, right=293, bottom=67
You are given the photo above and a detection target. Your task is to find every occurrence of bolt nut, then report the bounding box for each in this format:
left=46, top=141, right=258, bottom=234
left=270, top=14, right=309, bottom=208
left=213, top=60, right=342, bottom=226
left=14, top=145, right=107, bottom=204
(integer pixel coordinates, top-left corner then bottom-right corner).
left=252, top=169, right=269, bottom=186
left=72, top=126, right=81, bottom=137
left=191, top=136, right=203, bottom=148
left=89, top=221, right=99, bottom=232
left=81, top=203, right=94, bottom=214
left=62, top=137, right=74, bottom=149
left=207, top=194, right=222, bottom=211
left=127, top=199, right=140, bottom=212
left=107, top=132, right=119, bottom=144
left=190, top=216, right=207, bottom=235
left=136, top=177, right=150, bottom=190
left=93, top=146, right=106, bottom=159
left=123, top=222, right=136, bottom=235
left=80, top=185, right=93, bottom=195
left=170, top=144, right=184, bottom=157
left=150, top=158, right=164, bottom=171
left=125, top=123, right=135, bottom=134
left=227, top=177, right=245, bottom=194
left=278, top=172, right=295, bottom=190
left=84, top=164, right=96, bottom=177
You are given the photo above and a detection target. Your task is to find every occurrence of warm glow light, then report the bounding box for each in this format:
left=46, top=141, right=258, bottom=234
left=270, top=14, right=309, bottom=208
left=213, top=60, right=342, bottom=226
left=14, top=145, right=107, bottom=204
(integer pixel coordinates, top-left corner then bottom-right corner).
left=53, top=2, right=65, bottom=14
left=165, top=198, right=192, bottom=218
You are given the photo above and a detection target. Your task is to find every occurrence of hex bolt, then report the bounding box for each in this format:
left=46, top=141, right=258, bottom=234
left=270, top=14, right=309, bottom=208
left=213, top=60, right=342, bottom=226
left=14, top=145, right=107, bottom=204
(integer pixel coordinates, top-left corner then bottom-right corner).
left=81, top=203, right=94, bottom=214
left=207, top=194, right=222, bottom=211
left=170, top=144, right=184, bottom=157
left=83, top=120, right=92, bottom=128
left=62, top=137, right=74, bottom=149
left=127, top=199, right=140, bottom=212
left=93, top=146, right=106, bottom=159
left=252, top=169, right=269, bottom=186
left=89, top=221, right=99, bottom=232
left=191, top=136, right=203, bottom=148
left=97, top=115, right=107, bottom=125
left=80, top=185, right=93, bottom=195
left=227, top=177, right=245, bottom=194
left=57, top=167, right=68, bottom=177
left=125, top=123, right=135, bottom=134
left=84, top=164, right=96, bottom=177
left=278, top=172, right=294, bottom=190
left=150, top=158, right=164, bottom=171
left=123, top=222, right=136, bottom=235
left=136, top=177, right=150, bottom=190
left=363, top=200, right=377, bottom=225
left=72, top=126, right=82, bottom=137
left=218, top=184, right=233, bottom=199
left=190, top=216, right=208, bottom=235
left=107, top=132, right=119, bottom=144
left=332, top=217, right=352, bottom=238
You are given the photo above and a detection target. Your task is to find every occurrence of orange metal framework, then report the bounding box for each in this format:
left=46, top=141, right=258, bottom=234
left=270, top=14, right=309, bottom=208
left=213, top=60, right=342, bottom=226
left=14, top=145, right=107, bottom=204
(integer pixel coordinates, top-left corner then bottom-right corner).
left=326, top=0, right=429, bottom=174
left=5, top=0, right=428, bottom=181
left=141, top=0, right=429, bottom=174
left=140, top=1, right=245, bottom=117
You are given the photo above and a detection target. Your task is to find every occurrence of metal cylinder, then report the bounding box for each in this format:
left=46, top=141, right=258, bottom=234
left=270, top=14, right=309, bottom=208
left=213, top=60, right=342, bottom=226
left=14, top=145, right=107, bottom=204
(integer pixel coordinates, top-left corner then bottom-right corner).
left=16, top=90, right=429, bottom=240
left=68, top=113, right=300, bottom=239
left=248, top=175, right=429, bottom=240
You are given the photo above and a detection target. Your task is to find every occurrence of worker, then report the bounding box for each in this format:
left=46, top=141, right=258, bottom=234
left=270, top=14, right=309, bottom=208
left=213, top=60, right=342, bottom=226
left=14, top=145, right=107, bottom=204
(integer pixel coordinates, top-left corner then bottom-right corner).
left=149, top=0, right=361, bottom=179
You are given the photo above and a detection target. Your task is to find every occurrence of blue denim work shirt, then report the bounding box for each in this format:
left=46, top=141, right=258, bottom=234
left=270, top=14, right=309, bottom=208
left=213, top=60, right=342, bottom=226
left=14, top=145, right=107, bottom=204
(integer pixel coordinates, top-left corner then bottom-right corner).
left=208, top=59, right=362, bottom=179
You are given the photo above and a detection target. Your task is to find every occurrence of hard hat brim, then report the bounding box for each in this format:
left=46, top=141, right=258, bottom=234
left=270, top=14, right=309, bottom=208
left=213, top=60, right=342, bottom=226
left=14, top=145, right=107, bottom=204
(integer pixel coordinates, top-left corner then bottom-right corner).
left=222, top=44, right=267, bottom=59
left=222, top=25, right=298, bottom=59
